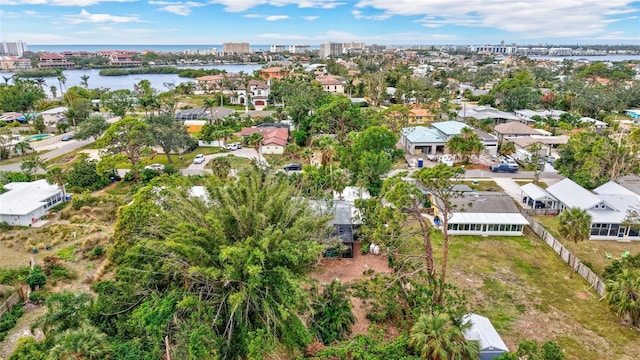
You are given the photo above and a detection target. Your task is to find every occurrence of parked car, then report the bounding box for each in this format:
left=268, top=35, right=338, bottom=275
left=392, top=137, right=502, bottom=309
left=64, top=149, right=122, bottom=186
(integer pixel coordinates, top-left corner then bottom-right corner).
left=501, top=158, right=519, bottom=169
left=144, top=163, right=165, bottom=172
left=61, top=134, right=73, bottom=141
left=232, top=142, right=242, bottom=149
left=226, top=143, right=238, bottom=151
left=193, top=154, right=205, bottom=164
left=426, top=154, right=438, bottom=161
left=546, top=155, right=557, bottom=164
left=283, top=162, right=302, bottom=171
left=490, top=163, right=518, bottom=173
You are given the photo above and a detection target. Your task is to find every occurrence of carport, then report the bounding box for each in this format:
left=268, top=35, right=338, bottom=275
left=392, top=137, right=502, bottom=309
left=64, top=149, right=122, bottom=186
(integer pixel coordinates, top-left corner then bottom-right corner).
left=520, top=183, right=558, bottom=209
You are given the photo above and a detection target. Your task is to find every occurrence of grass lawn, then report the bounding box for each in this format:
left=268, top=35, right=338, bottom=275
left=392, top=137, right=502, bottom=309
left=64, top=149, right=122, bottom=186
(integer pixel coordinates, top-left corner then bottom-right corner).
left=533, top=215, right=637, bottom=276
left=218, top=154, right=254, bottom=171
left=460, top=180, right=500, bottom=192
left=515, top=180, right=548, bottom=189
left=443, top=228, right=640, bottom=360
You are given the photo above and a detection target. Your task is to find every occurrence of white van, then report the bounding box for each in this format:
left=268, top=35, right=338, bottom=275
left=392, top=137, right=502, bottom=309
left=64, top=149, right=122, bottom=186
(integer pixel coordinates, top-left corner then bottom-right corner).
left=226, top=143, right=238, bottom=151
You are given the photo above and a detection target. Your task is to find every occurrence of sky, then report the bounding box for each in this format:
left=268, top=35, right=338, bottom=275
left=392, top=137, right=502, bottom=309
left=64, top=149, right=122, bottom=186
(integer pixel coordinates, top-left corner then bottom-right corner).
left=0, top=0, right=639, bottom=45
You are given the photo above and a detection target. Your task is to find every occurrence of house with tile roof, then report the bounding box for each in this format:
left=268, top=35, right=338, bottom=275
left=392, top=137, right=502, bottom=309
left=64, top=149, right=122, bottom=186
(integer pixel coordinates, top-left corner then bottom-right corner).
left=240, top=127, right=289, bottom=154
left=317, top=76, right=345, bottom=94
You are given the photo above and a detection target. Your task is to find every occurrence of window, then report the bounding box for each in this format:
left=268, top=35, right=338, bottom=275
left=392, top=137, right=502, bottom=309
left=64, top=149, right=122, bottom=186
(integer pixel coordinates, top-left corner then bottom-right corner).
left=487, top=224, right=497, bottom=231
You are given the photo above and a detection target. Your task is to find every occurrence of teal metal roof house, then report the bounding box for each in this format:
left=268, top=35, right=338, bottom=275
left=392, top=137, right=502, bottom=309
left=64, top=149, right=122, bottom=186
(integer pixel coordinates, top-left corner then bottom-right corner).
left=462, top=313, right=509, bottom=360
left=430, top=120, right=470, bottom=137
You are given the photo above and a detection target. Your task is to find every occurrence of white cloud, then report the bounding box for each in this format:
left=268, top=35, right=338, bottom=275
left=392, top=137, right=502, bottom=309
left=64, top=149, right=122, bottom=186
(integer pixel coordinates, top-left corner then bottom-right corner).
left=265, top=15, right=288, bottom=21
left=355, top=0, right=639, bottom=38
left=208, top=0, right=346, bottom=12
left=303, top=15, right=318, bottom=21
left=351, top=10, right=390, bottom=21
left=243, top=13, right=265, bottom=18
left=149, top=1, right=206, bottom=16
left=64, top=9, right=141, bottom=24
left=2, top=0, right=135, bottom=5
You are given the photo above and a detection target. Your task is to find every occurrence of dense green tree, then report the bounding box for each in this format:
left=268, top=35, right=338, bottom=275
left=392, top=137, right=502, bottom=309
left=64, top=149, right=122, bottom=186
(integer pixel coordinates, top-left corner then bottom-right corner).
left=20, top=155, right=46, bottom=180
left=358, top=150, right=393, bottom=196
left=102, top=89, right=134, bottom=117
left=97, top=117, right=153, bottom=180
left=74, top=115, right=109, bottom=141
left=102, top=170, right=332, bottom=359
left=0, top=77, right=45, bottom=112
left=65, top=98, right=93, bottom=127
left=525, top=142, right=544, bottom=184
left=555, top=129, right=640, bottom=189
left=558, top=207, right=592, bottom=277
left=409, top=312, right=479, bottom=360
left=65, top=154, right=109, bottom=191
left=146, top=114, right=196, bottom=164
left=36, top=292, right=93, bottom=336
left=26, top=266, right=46, bottom=291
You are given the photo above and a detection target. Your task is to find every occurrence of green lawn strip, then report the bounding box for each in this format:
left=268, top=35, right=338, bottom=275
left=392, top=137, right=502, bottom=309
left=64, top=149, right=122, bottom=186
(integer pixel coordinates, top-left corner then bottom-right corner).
left=56, top=244, right=77, bottom=261
left=514, top=179, right=548, bottom=189
left=460, top=180, right=500, bottom=192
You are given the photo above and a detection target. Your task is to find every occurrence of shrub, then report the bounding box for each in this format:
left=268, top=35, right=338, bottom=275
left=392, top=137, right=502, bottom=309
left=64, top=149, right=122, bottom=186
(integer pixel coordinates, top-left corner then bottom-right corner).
left=26, top=266, right=46, bottom=290
left=29, top=291, right=46, bottom=304
left=0, top=303, right=24, bottom=341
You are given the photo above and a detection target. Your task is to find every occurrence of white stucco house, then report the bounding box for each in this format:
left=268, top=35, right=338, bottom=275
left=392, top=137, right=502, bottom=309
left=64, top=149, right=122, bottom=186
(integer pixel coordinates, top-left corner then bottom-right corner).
left=0, top=179, right=64, bottom=226
left=40, top=106, right=68, bottom=126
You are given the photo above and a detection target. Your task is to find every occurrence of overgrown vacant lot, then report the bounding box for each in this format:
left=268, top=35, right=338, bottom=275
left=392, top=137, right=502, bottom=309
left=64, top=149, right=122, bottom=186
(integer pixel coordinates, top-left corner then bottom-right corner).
left=445, top=228, right=640, bottom=360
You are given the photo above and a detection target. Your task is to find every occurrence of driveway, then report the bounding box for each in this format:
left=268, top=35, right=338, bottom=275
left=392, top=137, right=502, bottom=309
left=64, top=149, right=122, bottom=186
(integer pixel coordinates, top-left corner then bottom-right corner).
left=182, top=148, right=268, bottom=176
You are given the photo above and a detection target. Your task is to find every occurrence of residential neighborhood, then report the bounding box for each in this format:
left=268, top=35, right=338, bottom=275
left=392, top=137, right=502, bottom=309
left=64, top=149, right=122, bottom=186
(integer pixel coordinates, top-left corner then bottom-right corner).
left=1, top=40, right=640, bottom=360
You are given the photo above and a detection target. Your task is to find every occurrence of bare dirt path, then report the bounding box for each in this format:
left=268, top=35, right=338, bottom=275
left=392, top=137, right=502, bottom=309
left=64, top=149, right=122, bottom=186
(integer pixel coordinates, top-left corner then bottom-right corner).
left=0, top=304, right=46, bottom=359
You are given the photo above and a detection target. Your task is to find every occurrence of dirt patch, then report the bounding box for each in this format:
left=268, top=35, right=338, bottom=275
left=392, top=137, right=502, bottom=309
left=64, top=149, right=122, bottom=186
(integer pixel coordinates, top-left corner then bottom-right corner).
left=311, top=242, right=392, bottom=337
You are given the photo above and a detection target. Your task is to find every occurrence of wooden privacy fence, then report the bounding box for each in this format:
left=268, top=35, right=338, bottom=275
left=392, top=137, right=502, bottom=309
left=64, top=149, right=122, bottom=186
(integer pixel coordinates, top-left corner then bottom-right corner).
left=0, top=287, right=26, bottom=318
left=520, top=211, right=606, bottom=296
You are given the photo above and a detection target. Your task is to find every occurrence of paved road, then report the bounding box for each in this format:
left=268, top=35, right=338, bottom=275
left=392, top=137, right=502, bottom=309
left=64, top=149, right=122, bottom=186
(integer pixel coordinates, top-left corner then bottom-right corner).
left=0, top=138, right=95, bottom=173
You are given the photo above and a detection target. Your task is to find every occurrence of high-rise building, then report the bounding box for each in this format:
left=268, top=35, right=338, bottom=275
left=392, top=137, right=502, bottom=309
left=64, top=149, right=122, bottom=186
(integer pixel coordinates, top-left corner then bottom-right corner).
left=222, top=42, right=250, bottom=55
left=0, top=41, right=28, bottom=57
left=319, top=42, right=343, bottom=58
left=289, top=44, right=310, bottom=53
left=270, top=45, right=287, bottom=53
left=343, top=41, right=365, bottom=53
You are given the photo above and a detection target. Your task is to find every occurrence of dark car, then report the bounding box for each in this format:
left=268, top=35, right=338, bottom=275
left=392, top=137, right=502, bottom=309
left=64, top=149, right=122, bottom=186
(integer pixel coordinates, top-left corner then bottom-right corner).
left=490, top=163, right=518, bottom=173
left=283, top=162, right=302, bottom=171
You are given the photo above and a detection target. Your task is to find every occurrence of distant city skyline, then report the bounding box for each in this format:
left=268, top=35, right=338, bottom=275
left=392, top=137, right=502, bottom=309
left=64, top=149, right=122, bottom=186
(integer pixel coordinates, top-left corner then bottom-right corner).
left=0, top=1, right=639, bottom=46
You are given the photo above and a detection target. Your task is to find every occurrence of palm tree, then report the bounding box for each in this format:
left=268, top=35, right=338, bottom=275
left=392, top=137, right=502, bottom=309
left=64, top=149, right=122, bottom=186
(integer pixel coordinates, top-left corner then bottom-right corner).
left=14, top=140, right=33, bottom=155
left=246, top=132, right=264, bottom=163
left=558, top=207, right=592, bottom=277
left=499, top=140, right=516, bottom=157
left=50, top=85, right=58, bottom=99
left=34, top=77, right=46, bottom=92
left=46, top=167, right=67, bottom=201
left=49, top=323, right=111, bottom=360
left=605, top=269, right=640, bottom=327
left=57, top=73, right=67, bottom=96
left=203, top=98, right=217, bottom=124
left=302, top=148, right=313, bottom=164
left=210, top=156, right=231, bottom=179
left=409, top=312, right=480, bottom=360
left=311, top=279, right=356, bottom=344
left=80, top=75, right=90, bottom=89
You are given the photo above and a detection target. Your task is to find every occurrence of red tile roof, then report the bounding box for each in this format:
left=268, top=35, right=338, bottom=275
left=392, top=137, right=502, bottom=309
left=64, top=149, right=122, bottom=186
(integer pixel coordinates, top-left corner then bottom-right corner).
left=240, top=127, right=288, bottom=146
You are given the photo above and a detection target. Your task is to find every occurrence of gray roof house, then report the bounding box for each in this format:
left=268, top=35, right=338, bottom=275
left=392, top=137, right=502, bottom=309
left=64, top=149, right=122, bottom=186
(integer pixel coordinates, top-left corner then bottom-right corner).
left=456, top=105, right=519, bottom=124
left=436, top=192, right=529, bottom=236
left=520, top=179, right=640, bottom=241
left=463, top=313, right=509, bottom=360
